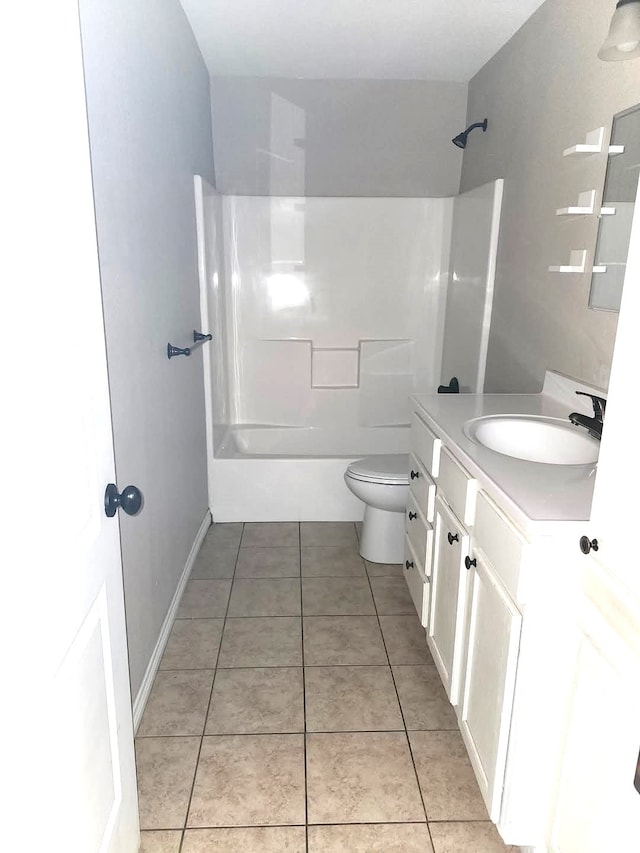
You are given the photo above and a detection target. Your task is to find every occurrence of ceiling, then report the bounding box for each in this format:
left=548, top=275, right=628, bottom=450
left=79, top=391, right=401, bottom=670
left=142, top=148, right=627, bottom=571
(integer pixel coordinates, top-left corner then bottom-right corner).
left=179, top=0, right=547, bottom=83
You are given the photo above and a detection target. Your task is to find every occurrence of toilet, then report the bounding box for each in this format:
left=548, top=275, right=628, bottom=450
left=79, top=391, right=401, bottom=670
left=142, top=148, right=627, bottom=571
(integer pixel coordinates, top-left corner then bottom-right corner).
left=344, top=454, right=410, bottom=564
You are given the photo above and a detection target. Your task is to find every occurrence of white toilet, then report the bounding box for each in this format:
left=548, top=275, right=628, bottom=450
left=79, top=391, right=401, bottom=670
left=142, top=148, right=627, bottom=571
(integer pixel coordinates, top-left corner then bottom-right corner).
left=344, top=454, right=410, bottom=564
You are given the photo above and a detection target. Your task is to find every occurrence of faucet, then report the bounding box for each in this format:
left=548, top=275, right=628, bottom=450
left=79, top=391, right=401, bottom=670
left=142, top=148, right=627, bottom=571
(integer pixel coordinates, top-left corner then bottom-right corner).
left=568, top=391, right=607, bottom=440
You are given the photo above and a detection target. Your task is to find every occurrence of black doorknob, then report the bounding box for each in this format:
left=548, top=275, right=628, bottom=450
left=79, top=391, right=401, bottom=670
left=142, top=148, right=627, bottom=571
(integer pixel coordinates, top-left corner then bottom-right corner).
left=405, top=560, right=414, bottom=570
left=409, top=511, right=417, bottom=521
left=579, top=535, right=599, bottom=555
left=447, top=532, right=459, bottom=545
left=410, top=470, right=420, bottom=480
left=464, top=556, right=476, bottom=570
left=104, top=483, right=143, bottom=518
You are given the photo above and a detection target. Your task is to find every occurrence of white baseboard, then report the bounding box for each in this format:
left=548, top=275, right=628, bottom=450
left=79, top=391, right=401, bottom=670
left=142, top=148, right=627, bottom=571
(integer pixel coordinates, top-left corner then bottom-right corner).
left=132, top=509, right=211, bottom=731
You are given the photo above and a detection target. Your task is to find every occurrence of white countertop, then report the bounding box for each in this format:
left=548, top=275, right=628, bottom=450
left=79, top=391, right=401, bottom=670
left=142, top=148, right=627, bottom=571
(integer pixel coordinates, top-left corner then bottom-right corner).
left=411, top=374, right=600, bottom=536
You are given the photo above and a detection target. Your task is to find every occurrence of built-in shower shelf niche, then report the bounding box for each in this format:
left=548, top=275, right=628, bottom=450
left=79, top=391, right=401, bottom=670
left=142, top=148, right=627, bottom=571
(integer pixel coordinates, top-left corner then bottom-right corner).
left=556, top=190, right=596, bottom=216
left=311, top=347, right=360, bottom=388
left=548, top=249, right=587, bottom=273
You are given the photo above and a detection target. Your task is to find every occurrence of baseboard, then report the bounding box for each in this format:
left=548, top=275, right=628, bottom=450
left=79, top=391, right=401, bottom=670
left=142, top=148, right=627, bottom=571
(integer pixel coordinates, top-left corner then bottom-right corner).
left=132, top=509, right=211, bottom=731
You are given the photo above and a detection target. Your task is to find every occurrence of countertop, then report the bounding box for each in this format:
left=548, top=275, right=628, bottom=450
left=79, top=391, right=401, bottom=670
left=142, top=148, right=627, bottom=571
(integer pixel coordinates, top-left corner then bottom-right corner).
left=411, top=375, right=600, bottom=537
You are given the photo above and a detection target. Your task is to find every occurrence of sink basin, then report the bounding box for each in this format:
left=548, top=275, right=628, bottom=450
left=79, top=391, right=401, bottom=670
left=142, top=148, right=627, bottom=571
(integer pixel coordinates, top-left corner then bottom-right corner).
left=464, top=415, right=599, bottom=465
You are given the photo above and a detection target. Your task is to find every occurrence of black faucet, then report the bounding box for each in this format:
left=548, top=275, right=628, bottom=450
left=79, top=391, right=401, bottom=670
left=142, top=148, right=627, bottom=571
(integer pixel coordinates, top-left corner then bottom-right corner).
left=568, top=391, right=607, bottom=440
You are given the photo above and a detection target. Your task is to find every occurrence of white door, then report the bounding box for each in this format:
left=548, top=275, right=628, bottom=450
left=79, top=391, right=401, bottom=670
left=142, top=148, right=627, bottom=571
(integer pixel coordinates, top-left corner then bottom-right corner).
left=2, top=3, right=139, bottom=851
left=458, top=549, right=522, bottom=821
left=428, top=497, right=469, bottom=704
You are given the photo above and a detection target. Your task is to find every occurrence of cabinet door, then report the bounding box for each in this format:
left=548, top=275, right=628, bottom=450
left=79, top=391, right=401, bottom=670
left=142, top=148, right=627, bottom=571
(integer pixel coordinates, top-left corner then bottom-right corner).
left=428, top=497, right=470, bottom=704
left=549, top=591, right=640, bottom=853
left=459, top=548, right=522, bottom=821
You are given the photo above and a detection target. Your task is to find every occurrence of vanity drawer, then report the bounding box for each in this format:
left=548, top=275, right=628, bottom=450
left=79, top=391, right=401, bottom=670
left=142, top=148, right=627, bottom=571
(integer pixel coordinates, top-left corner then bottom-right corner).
left=473, top=490, right=528, bottom=601
left=411, top=411, right=441, bottom=478
left=406, top=492, right=430, bottom=570
left=438, top=447, right=478, bottom=526
left=404, top=536, right=430, bottom=626
left=408, top=453, right=436, bottom=523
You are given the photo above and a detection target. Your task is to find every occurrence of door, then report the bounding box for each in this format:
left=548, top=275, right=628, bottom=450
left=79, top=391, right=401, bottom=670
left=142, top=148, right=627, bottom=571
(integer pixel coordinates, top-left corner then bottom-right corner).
left=458, top=548, right=522, bottom=821
left=3, top=3, right=139, bottom=851
left=428, top=497, right=470, bottom=704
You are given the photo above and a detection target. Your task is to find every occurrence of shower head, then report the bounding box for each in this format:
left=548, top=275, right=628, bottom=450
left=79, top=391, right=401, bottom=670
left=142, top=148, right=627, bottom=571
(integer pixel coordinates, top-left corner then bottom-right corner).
left=452, top=119, right=488, bottom=149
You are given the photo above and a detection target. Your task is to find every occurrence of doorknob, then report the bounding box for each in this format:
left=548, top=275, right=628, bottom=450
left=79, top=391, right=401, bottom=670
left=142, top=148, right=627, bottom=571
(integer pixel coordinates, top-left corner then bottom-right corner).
left=579, top=535, right=599, bottom=555
left=104, top=483, right=143, bottom=518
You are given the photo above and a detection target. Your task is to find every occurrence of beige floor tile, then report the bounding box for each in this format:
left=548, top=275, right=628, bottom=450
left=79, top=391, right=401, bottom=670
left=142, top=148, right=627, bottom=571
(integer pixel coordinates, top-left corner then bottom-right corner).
left=379, top=615, right=432, bottom=664
left=301, top=547, right=366, bottom=577
left=218, top=617, right=302, bottom=667
left=139, top=830, right=182, bottom=853
left=371, top=576, right=416, bottom=614
left=227, top=578, right=301, bottom=617
left=409, top=731, right=489, bottom=821
left=365, top=560, right=403, bottom=577
left=308, top=823, right=434, bottom=852
left=191, top=545, right=238, bottom=579
left=303, top=616, right=388, bottom=666
left=393, top=665, right=458, bottom=730
left=182, top=827, right=306, bottom=852
left=429, top=821, right=514, bottom=852
left=235, top=546, right=300, bottom=578
left=306, top=731, right=425, bottom=823
left=160, top=619, right=223, bottom=670
left=208, top=523, right=244, bottom=548
left=177, top=579, right=232, bottom=619
left=302, top=577, right=375, bottom=615
left=305, top=665, right=403, bottom=731
left=187, top=734, right=306, bottom=827
left=138, top=670, right=214, bottom=737
left=136, top=736, right=200, bottom=829
left=301, top=522, right=358, bottom=548
left=206, top=667, right=304, bottom=734
left=241, top=522, right=299, bottom=548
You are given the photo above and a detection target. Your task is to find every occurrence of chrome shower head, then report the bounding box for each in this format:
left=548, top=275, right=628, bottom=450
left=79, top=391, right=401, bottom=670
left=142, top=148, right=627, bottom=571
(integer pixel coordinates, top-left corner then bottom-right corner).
left=451, top=118, right=488, bottom=149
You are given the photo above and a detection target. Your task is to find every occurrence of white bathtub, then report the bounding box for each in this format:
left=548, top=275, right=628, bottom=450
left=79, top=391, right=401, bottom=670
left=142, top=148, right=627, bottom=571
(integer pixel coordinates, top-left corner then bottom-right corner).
left=210, top=425, right=410, bottom=522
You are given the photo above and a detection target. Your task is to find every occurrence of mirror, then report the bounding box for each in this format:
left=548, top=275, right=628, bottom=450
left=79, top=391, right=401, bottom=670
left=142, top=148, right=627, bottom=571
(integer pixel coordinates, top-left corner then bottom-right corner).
left=589, top=104, right=640, bottom=312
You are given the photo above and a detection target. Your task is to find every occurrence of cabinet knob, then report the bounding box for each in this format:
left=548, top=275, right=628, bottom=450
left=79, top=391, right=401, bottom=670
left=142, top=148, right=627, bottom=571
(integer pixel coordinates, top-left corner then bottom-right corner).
left=464, top=555, right=476, bottom=570
left=410, top=470, right=420, bottom=480
left=408, top=511, right=417, bottom=521
left=579, top=535, right=599, bottom=555
left=447, top=531, right=459, bottom=545
left=405, top=560, right=414, bottom=570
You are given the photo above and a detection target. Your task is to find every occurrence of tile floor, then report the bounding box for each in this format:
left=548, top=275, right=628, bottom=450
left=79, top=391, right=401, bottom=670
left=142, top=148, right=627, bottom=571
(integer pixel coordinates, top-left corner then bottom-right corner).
left=137, top=522, right=517, bottom=853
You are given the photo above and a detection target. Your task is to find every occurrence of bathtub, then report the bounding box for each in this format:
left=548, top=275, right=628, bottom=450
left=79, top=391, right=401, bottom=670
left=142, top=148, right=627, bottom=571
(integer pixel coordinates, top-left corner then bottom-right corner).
left=210, top=425, right=410, bottom=522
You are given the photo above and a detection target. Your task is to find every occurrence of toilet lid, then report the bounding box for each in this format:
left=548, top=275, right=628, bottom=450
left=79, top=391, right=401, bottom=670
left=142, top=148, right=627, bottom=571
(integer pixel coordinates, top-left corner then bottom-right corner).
left=346, top=454, right=410, bottom=485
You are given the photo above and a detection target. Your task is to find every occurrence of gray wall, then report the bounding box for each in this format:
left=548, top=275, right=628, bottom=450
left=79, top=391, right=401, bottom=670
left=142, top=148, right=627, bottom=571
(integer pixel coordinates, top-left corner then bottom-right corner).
left=79, top=0, right=215, bottom=698
left=211, top=77, right=468, bottom=196
left=461, top=0, right=640, bottom=392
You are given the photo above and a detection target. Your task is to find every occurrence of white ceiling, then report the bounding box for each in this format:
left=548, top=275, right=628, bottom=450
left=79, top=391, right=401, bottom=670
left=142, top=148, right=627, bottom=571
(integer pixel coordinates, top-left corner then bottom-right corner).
left=179, top=0, right=547, bottom=83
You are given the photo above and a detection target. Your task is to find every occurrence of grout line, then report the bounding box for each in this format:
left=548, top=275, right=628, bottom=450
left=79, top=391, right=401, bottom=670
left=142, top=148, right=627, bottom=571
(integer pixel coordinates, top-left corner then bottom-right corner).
left=298, top=524, right=309, bottom=853
left=178, top=522, right=244, bottom=849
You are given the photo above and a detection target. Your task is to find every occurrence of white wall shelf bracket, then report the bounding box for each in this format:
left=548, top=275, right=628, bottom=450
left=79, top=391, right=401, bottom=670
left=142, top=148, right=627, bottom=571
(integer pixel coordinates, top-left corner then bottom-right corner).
left=600, top=207, right=616, bottom=216
left=563, top=127, right=605, bottom=157
left=592, top=265, right=607, bottom=273
left=608, top=144, right=625, bottom=155
left=548, top=249, right=587, bottom=273
left=556, top=190, right=596, bottom=216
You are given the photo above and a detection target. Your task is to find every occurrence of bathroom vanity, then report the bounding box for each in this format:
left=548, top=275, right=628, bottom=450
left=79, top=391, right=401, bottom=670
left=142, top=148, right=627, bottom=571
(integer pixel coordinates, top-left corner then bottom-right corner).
left=402, top=370, right=640, bottom=850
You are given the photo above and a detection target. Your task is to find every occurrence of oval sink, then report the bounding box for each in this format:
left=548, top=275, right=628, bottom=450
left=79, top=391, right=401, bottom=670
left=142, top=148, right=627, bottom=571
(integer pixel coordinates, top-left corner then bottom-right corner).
left=464, top=415, right=599, bottom=465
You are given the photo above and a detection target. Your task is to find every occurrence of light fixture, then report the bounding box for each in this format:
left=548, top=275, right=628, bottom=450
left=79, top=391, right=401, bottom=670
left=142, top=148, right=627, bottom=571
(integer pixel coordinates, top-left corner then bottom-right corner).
left=452, top=119, right=488, bottom=150
left=599, top=0, right=640, bottom=61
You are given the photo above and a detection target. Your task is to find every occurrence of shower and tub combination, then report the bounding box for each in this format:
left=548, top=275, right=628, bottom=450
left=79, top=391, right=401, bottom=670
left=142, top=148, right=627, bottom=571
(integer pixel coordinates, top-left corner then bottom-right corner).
left=194, top=176, right=503, bottom=560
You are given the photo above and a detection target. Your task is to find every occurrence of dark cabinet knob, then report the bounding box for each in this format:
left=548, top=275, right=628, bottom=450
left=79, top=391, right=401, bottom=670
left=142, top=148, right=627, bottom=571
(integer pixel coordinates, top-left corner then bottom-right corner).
left=447, top=532, right=459, bottom=545
left=410, top=470, right=420, bottom=480
left=464, top=555, right=476, bottom=570
left=104, top=483, right=143, bottom=518
left=409, top=511, right=417, bottom=521
left=579, top=535, right=599, bottom=555
left=405, top=560, right=414, bottom=570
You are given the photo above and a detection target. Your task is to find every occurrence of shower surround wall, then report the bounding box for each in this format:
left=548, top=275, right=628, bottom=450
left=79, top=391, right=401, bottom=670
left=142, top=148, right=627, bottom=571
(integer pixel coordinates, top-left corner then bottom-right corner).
left=223, top=195, right=452, bottom=430
left=208, top=195, right=453, bottom=521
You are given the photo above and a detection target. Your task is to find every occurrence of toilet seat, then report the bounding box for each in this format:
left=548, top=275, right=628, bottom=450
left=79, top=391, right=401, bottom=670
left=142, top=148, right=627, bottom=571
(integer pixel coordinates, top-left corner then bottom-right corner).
left=346, top=454, right=409, bottom=485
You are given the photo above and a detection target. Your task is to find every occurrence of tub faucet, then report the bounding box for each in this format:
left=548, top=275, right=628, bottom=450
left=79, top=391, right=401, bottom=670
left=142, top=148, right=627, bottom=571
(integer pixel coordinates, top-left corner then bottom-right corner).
left=568, top=391, right=607, bottom=440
